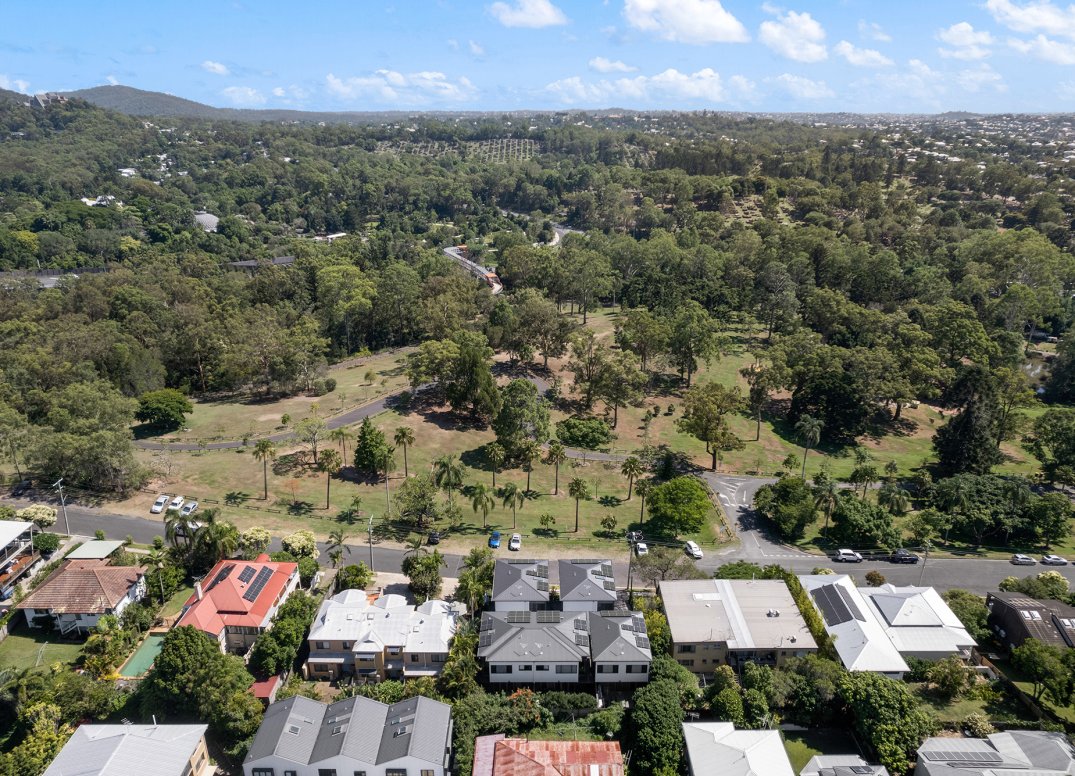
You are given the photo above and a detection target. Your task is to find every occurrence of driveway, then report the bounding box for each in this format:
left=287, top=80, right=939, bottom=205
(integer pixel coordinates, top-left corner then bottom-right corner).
left=700, top=472, right=809, bottom=560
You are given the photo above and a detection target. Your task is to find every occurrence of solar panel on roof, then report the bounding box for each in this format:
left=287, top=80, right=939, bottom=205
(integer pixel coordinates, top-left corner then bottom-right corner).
left=536, top=611, right=561, bottom=623
left=479, top=631, right=493, bottom=648
left=635, top=636, right=650, bottom=650
left=922, top=752, right=1002, bottom=763
left=574, top=634, right=589, bottom=646
left=632, top=617, right=646, bottom=633
left=812, top=584, right=857, bottom=626
left=850, top=766, right=874, bottom=773
left=480, top=616, right=495, bottom=631
left=535, top=564, right=549, bottom=578
left=574, top=618, right=588, bottom=632
left=536, top=579, right=549, bottom=592
left=835, top=584, right=866, bottom=622
left=238, top=566, right=256, bottom=583
left=600, top=563, right=614, bottom=578
left=242, top=566, right=274, bottom=602
left=210, top=565, right=234, bottom=589
left=507, top=611, right=531, bottom=623
left=602, top=580, right=616, bottom=591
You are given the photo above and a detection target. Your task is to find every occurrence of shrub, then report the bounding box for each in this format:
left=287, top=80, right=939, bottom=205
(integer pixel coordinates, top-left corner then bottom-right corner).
left=963, top=713, right=996, bottom=738
left=539, top=691, right=598, bottom=720
left=32, top=532, right=61, bottom=554
left=324, top=377, right=337, bottom=392
left=865, top=570, right=887, bottom=587
left=555, top=417, right=614, bottom=449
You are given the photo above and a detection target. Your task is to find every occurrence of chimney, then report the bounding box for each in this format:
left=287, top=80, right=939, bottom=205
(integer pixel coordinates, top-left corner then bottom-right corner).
left=195, top=581, right=203, bottom=601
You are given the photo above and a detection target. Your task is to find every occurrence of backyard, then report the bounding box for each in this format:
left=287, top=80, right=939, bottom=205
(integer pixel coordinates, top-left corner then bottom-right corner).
left=782, top=728, right=862, bottom=774
left=0, top=624, right=83, bottom=672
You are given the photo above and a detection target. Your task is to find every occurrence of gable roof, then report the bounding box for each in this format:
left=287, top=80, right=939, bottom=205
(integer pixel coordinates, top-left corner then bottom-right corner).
left=245, top=694, right=451, bottom=769
left=65, top=540, right=124, bottom=560
left=917, top=731, right=1075, bottom=776
left=477, top=610, right=590, bottom=663
left=682, top=722, right=794, bottom=776
left=43, top=724, right=207, bottom=776
left=558, top=559, right=618, bottom=605
left=491, top=559, right=551, bottom=605
left=473, top=735, right=624, bottom=776
left=801, top=755, right=889, bottom=776
left=988, top=592, right=1075, bottom=648
left=17, top=560, right=146, bottom=615
left=176, top=555, right=297, bottom=636
left=588, top=611, right=652, bottom=663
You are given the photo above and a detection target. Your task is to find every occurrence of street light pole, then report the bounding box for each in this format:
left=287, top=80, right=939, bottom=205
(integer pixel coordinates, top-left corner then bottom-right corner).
left=52, top=478, right=70, bottom=536
left=367, top=513, right=375, bottom=573
left=918, top=539, right=931, bottom=586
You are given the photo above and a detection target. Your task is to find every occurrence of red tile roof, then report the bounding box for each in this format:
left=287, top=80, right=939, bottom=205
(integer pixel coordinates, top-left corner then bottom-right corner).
left=16, top=559, right=146, bottom=615
left=472, top=736, right=624, bottom=776
left=175, top=555, right=298, bottom=637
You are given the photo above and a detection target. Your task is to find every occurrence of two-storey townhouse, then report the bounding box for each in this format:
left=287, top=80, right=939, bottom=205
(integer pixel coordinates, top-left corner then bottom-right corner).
left=490, top=559, right=550, bottom=611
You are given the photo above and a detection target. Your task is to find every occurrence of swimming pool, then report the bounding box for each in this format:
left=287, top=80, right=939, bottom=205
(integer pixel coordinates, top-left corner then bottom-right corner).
left=119, top=633, right=166, bottom=678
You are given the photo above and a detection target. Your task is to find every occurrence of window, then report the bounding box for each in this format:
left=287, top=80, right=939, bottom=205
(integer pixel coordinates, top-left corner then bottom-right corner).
left=342, top=642, right=350, bottom=650
left=410, top=654, right=419, bottom=662
left=285, top=772, right=297, bottom=776
left=555, top=665, right=577, bottom=674
left=386, top=770, right=407, bottom=776
left=318, top=770, right=337, bottom=776
left=678, top=659, right=695, bottom=667
left=388, top=647, right=402, bottom=655
left=519, top=664, right=532, bottom=671
left=677, top=644, right=696, bottom=654
left=432, top=653, right=447, bottom=663
left=318, top=641, right=330, bottom=650
left=353, top=772, right=366, bottom=776
left=626, top=664, right=648, bottom=674
left=252, top=770, right=275, bottom=776
left=597, top=664, right=620, bottom=673
left=536, top=665, right=549, bottom=672
left=491, top=665, right=513, bottom=674
left=421, top=771, right=435, bottom=776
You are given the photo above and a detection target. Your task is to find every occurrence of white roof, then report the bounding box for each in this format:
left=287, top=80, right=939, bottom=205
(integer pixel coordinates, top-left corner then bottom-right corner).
left=308, top=591, right=463, bottom=654
left=43, top=724, right=207, bottom=776
left=798, top=575, right=909, bottom=674
left=860, top=584, right=977, bottom=655
left=682, top=722, right=794, bottom=776
left=0, top=520, right=32, bottom=549
left=66, top=540, right=124, bottom=560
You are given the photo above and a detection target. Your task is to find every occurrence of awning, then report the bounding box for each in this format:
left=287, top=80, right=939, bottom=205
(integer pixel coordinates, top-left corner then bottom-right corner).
left=309, top=657, right=347, bottom=664
left=403, top=668, right=440, bottom=677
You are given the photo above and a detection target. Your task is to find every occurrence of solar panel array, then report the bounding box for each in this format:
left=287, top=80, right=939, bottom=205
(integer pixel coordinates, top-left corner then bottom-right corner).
left=480, top=616, right=495, bottom=631
left=632, top=616, right=646, bottom=633
left=478, top=631, right=493, bottom=648
left=536, top=611, right=562, bottom=623
left=210, top=564, right=234, bottom=589
left=850, top=767, right=875, bottom=774
left=574, top=634, right=589, bottom=646
left=242, top=567, right=274, bottom=602
left=506, top=611, right=532, bottom=623
left=238, top=566, right=256, bottom=583
left=921, top=752, right=1002, bottom=763
left=602, top=580, right=617, bottom=591
left=524, top=564, right=549, bottom=578
left=574, top=618, right=588, bottom=632
left=635, top=636, right=650, bottom=650
left=536, top=579, right=549, bottom=592
left=811, top=583, right=864, bottom=626
left=600, top=563, right=614, bottom=578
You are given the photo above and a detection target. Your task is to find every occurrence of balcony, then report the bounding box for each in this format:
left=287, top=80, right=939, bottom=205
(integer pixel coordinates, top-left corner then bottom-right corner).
left=0, top=550, right=39, bottom=595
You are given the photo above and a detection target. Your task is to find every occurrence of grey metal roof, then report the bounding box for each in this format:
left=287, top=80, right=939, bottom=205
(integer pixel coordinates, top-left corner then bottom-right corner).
left=491, top=559, right=550, bottom=604
left=43, top=724, right=208, bottom=776
left=558, top=559, right=618, bottom=603
left=916, top=732, right=1075, bottom=776
left=477, top=611, right=589, bottom=663
left=588, top=611, right=651, bottom=662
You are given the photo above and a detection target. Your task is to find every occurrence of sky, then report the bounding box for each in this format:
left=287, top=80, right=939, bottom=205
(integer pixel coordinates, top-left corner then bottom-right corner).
left=4, top=0, right=1075, bottom=113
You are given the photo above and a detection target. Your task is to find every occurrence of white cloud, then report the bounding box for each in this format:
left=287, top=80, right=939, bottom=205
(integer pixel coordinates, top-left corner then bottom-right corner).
left=221, top=86, right=265, bottom=106
left=759, top=8, right=827, bottom=63
left=863, top=59, right=946, bottom=107
left=469, top=39, right=485, bottom=56
left=326, top=70, right=477, bottom=105
left=938, top=22, right=994, bottom=59
left=834, top=40, right=893, bottom=67
left=986, top=0, right=1075, bottom=39
left=589, top=56, right=637, bottom=72
left=858, top=20, right=891, bottom=42
left=272, top=87, right=285, bottom=97
left=271, top=84, right=309, bottom=101
left=489, top=0, right=567, bottom=28
left=955, top=63, right=1007, bottom=91
left=0, top=75, right=29, bottom=93
left=446, top=38, right=459, bottom=50
left=623, top=0, right=749, bottom=44
left=545, top=67, right=732, bottom=104
left=770, top=73, right=834, bottom=100
left=1009, top=33, right=1075, bottom=63
left=105, top=75, right=119, bottom=86
left=201, top=60, right=230, bottom=76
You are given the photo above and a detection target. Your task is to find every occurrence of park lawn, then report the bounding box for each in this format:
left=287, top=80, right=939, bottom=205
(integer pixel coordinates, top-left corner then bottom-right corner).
left=782, top=729, right=860, bottom=773
left=144, top=348, right=412, bottom=443
left=0, top=624, right=83, bottom=672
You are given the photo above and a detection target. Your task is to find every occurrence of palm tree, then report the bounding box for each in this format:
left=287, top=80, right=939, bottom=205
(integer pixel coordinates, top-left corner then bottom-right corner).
left=521, top=441, right=541, bottom=493
left=813, top=474, right=839, bottom=537
left=147, top=548, right=167, bottom=602
left=471, top=483, right=496, bottom=528
left=433, top=454, right=465, bottom=505
left=252, top=440, right=277, bottom=501
left=330, top=427, right=354, bottom=462
left=794, top=414, right=824, bottom=479
left=318, top=449, right=343, bottom=509
left=634, top=479, right=651, bottom=524
left=403, top=534, right=428, bottom=563
left=568, top=477, right=590, bottom=533
left=485, top=443, right=505, bottom=488
left=877, top=483, right=911, bottom=516
left=164, top=508, right=195, bottom=551
left=501, top=482, right=525, bottom=530
left=394, top=426, right=416, bottom=478
left=620, top=456, right=644, bottom=500
left=544, top=442, right=567, bottom=495
left=327, top=528, right=350, bottom=568
left=377, top=447, right=395, bottom=515
left=195, top=512, right=239, bottom=562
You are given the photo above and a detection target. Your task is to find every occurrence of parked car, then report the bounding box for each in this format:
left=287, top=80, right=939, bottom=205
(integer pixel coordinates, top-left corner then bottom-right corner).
left=1010, top=553, right=1036, bottom=566
left=427, top=530, right=441, bottom=545
left=626, top=531, right=644, bottom=544
left=833, top=549, right=863, bottom=563
left=509, top=533, right=522, bottom=551
left=635, top=542, right=649, bottom=557
left=684, top=540, right=704, bottom=560
left=889, top=549, right=920, bottom=564
left=150, top=494, right=169, bottom=514
left=1041, top=554, right=1068, bottom=566
left=168, top=495, right=185, bottom=511
left=179, top=501, right=199, bottom=517
left=11, top=480, right=31, bottom=498
left=489, top=531, right=501, bottom=549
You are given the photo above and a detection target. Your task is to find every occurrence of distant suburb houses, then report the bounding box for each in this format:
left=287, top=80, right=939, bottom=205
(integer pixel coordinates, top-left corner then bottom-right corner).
left=304, top=589, right=465, bottom=682
left=175, top=554, right=300, bottom=654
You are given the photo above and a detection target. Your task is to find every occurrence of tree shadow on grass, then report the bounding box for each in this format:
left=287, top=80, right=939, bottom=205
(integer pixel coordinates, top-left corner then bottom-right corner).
left=224, top=491, right=251, bottom=506
left=272, top=453, right=307, bottom=476
left=287, top=500, right=315, bottom=516
left=598, top=495, right=622, bottom=507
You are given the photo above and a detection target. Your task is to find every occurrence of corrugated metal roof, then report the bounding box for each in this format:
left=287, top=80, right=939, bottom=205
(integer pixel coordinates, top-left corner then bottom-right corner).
left=43, top=724, right=207, bottom=776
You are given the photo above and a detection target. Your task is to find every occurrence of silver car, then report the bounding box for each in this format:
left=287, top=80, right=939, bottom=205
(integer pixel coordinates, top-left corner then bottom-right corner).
left=1010, top=554, right=1036, bottom=566
left=1041, top=554, right=1069, bottom=566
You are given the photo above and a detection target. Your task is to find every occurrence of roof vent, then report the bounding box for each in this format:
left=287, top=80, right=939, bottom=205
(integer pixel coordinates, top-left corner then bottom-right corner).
left=288, top=725, right=300, bottom=735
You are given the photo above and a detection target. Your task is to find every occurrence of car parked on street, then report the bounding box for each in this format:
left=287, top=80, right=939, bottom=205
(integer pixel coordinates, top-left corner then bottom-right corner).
left=1041, top=554, right=1068, bottom=565
left=168, top=495, right=185, bottom=512
left=684, top=540, right=703, bottom=560
left=889, top=549, right=920, bottom=564
left=427, top=530, right=441, bottom=545
left=179, top=501, right=198, bottom=517
left=834, top=549, right=863, bottom=563
left=11, top=480, right=31, bottom=498
left=635, top=542, right=649, bottom=557
left=150, top=494, right=169, bottom=514
left=489, top=531, right=501, bottom=549
left=509, top=533, right=522, bottom=551
left=1010, top=554, right=1036, bottom=566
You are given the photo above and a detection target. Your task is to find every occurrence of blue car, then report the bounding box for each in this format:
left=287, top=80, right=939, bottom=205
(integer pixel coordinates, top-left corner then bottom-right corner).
left=489, top=531, right=501, bottom=549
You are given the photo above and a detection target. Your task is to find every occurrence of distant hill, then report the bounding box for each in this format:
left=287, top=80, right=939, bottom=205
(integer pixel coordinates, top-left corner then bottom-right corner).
left=0, top=87, right=27, bottom=104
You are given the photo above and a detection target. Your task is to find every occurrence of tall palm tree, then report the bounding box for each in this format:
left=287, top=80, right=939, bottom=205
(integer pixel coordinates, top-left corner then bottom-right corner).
left=318, top=449, right=343, bottom=509
left=501, top=482, right=525, bottom=530
left=394, top=426, right=416, bottom=478
left=620, top=456, right=644, bottom=500
left=403, top=534, right=428, bottom=562
left=377, top=447, right=396, bottom=515
left=433, top=454, right=465, bottom=505
left=877, top=483, right=911, bottom=516
left=327, top=528, right=350, bottom=568
left=164, top=508, right=195, bottom=551
left=812, top=473, right=839, bottom=538
left=485, top=443, right=505, bottom=488
left=544, top=442, right=567, bottom=495
left=634, top=479, right=651, bottom=524
left=568, top=477, right=589, bottom=533
left=794, top=414, right=824, bottom=479
left=252, top=440, right=277, bottom=501
left=471, top=483, right=496, bottom=529
left=521, top=441, right=541, bottom=493
left=147, top=548, right=167, bottom=602
left=330, top=427, right=354, bottom=462
left=195, top=512, right=239, bottom=562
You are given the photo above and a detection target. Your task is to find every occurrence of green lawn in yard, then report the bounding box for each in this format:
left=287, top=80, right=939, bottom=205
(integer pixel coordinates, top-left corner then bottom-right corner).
left=783, top=729, right=860, bottom=773
left=0, top=624, right=83, bottom=672
left=990, top=659, right=1075, bottom=725
left=909, top=681, right=1033, bottom=723
left=159, top=584, right=195, bottom=619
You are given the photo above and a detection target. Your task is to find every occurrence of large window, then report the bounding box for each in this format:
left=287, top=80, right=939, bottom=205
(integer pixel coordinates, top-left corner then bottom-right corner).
left=597, top=664, right=620, bottom=673
left=421, top=771, right=435, bottom=776
left=252, top=770, right=274, bottom=776
left=519, top=665, right=532, bottom=671
left=555, top=665, right=577, bottom=674
left=386, top=770, right=408, bottom=776
left=318, top=770, right=337, bottom=776
left=677, top=644, right=696, bottom=654
left=536, top=665, right=549, bottom=672
left=626, top=664, right=648, bottom=674
left=317, top=641, right=330, bottom=650
left=491, top=665, right=512, bottom=674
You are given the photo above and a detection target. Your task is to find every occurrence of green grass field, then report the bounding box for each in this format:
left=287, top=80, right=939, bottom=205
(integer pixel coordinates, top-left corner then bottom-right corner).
left=0, top=624, right=83, bottom=672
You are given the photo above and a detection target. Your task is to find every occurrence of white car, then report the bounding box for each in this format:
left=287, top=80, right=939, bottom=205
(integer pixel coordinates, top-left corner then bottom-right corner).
left=508, top=533, right=522, bottom=551
left=1011, top=554, right=1036, bottom=566
left=168, top=495, right=185, bottom=512
left=150, top=494, right=169, bottom=514
left=684, top=541, right=703, bottom=560
left=1041, top=554, right=1069, bottom=566
left=635, top=542, right=649, bottom=557
left=180, top=501, right=199, bottom=517
left=834, top=549, right=864, bottom=563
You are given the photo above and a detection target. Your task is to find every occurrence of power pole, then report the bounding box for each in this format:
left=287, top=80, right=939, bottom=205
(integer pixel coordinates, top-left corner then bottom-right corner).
left=52, top=478, right=70, bottom=536
left=367, top=513, right=376, bottom=573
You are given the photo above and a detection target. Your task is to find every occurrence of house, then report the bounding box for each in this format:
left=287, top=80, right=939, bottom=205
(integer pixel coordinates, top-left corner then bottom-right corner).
left=243, top=694, right=453, bottom=776
left=17, top=559, right=146, bottom=637
left=558, top=559, right=618, bottom=612
left=659, top=579, right=817, bottom=672
left=478, top=609, right=651, bottom=685
left=860, top=583, right=976, bottom=660
left=801, top=755, right=889, bottom=776
left=986, top=591, right=1075, bottom=651
left=304, top=590, right=465, bottom=682
left=43, top=724, right=210, bottom=776
left=915, top=731, right=1075, bottom=776
left=472, top=734, right=624, bottom=776
left=175, top=554, right=300, bottom=654
left=681, top=722, right=795, bottom=776
left=0, top=519, right=38, bottom=599
left=490, top=559, right=550, bottom=611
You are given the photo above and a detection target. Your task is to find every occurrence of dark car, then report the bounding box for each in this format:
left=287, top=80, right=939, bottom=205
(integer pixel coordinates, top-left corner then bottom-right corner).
left=427, top=530, right=441, bottom=545
left=626, top=531, right=644, bottom=544
left=889, top=549, right=920, bottom=564
left=10, top=480, right=31, bottom=498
